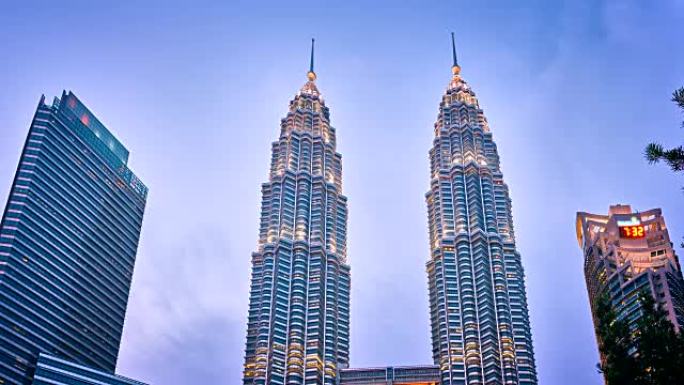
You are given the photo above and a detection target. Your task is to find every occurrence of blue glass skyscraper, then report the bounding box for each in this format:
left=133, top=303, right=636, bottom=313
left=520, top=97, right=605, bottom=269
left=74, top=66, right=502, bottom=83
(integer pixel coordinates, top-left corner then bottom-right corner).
left=425, top=36, right=538, bottom=385
left=242, top=41, right=351, bottom=385
left=0, top=92, right=147, bottom=384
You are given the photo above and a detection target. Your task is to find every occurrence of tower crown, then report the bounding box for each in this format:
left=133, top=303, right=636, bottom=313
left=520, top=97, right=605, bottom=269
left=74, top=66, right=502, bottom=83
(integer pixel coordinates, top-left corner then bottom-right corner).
left=300, top=38, right=320, bottom=96
left=447, top=33, right=468, bottom=91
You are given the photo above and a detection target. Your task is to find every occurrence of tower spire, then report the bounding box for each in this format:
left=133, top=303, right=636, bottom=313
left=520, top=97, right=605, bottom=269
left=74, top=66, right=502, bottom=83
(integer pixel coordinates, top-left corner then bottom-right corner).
left=307, top=38, right=317, bottom=81
left=451, top=32, right=461, bottom=76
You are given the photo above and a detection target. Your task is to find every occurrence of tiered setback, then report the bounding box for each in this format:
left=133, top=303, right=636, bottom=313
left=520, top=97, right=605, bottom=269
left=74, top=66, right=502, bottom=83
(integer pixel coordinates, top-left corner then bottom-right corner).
left=243, top=74, right=350, bottom=385
left=425, top=66, right=537, bottom=385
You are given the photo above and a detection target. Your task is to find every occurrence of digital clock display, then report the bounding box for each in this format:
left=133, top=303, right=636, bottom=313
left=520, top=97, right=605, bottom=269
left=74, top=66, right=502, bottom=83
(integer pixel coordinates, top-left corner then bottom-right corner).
left=619, top=225, right=645, bottom=239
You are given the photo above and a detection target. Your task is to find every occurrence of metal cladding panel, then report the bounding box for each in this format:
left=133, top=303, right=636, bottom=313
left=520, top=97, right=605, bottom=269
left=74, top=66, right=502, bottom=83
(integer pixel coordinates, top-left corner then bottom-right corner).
left=425, top=65, right=538, bottom=385
left=31, top=353, right=148, bottom=385
left=339, top=366, right=440, bottom=385
left=0, top=94, right=147, bottom=384
left=243, top=75, right=350, bottom=385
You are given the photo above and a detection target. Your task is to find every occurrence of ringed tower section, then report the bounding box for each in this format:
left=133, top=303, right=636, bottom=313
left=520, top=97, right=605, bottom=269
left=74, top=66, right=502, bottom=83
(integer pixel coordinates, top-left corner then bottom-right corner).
left=425, top=34, right=538, bottom=385
left=242, top=39, right=351, bottom=385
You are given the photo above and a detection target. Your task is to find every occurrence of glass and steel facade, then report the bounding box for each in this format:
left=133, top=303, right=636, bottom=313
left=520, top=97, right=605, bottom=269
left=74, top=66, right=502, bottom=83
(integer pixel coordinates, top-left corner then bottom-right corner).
left=338, top=365, right=440, bottom=385
left=425, top=60, right=537, bottom=384
left=31, top=353, right=147, bottom=385
left=577, top=205, right=684, bottom=354
left=0, top=92, right=147, bottom=384
left=242, top=67, right=351, bottom=385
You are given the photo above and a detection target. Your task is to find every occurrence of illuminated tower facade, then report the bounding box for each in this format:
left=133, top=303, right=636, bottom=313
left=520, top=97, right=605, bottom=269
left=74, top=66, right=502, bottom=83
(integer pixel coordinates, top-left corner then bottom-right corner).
left=242, top=41, right=351, bottom=385
left=425, top=35, right=538, bottom=385
left=577, top=205, right=684, bottom=351
left=0, top=92, right=147, bottom=384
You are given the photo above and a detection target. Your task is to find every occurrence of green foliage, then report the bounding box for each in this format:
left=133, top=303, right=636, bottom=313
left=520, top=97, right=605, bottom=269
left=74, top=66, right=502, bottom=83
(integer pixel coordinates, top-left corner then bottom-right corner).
left=633, top=293, right=684, bottom=384
left=645, top=87, right=684, bottom=172
left=673, top=87, right=684, bottom=110
left=595, top=292, right=684, bottom=384
left=595, top=294, right=640, bottom=385
left=645, top=143, right=684, bottom=171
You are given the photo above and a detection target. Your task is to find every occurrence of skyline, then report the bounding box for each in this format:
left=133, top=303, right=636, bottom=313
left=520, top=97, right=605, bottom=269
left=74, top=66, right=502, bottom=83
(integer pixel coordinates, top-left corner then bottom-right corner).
left=1, top=1, right=684, bottom=385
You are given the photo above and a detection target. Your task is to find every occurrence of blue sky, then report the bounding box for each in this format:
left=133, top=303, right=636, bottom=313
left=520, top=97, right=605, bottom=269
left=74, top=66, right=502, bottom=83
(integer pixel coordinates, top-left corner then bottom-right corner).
left=1, top=1, right=683, bottom=384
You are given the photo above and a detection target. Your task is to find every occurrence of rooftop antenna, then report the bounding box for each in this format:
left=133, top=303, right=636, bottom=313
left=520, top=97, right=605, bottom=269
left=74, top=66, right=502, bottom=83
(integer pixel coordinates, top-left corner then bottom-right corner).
left=451, top=32, right=461, bottom=76
left=307, top=38, right=316, bottom=81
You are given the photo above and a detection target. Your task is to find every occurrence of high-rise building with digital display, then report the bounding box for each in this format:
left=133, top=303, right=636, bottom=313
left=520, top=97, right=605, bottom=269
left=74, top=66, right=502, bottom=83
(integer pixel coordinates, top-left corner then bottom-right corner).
left=424, top=35, right=538, bottom=385
left=576, top=205, right=684, bottom=352
left=242, top=40, right=351, bottom=385
left=0, top=92, right=148, bottom=384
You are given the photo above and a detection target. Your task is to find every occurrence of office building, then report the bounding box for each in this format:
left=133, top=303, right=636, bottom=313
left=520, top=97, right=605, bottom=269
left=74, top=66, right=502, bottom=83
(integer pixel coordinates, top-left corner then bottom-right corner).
left=0, top=92, right=147, bottom=384
left=577, top=205, right=684, bottom=346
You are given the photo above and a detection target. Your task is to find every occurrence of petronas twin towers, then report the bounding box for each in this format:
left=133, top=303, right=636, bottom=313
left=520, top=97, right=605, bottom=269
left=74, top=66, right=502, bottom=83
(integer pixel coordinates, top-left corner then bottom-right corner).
left=243, top=37, right=538, bottom=385
left=243, top=41, right=350, bottom=385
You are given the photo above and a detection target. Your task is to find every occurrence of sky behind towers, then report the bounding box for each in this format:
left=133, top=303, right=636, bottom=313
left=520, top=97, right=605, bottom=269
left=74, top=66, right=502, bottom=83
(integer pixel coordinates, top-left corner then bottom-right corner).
left=1, top=1, right=683, bottom=384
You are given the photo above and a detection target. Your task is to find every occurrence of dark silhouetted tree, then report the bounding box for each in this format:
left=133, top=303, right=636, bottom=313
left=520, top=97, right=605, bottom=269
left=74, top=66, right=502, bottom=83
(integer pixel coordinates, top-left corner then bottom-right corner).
left=594, top=294, right=640, bottom=385
left=645, top=88, right=684, bottom=172
left=633, top=293, right=684, bottom=384
left=645, top=87, right=684, bottom=248
left=595, top=292, right=684, bottom=384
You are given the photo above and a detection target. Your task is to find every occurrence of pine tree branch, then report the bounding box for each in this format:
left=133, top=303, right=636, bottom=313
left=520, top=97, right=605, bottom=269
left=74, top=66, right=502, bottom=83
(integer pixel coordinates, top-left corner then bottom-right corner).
left=663, top=146, right=684, bottom=171
left=645, top=143, right=664, bottom=164
left=673, top=87, right=684, bottom=110
left=674, top=87, right=684, bottom=128
left=645, top=143, right=684, bottom=172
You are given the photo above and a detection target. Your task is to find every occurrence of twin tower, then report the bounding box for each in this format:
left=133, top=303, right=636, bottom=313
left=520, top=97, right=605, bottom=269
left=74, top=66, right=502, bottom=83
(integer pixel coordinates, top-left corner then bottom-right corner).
left=242, top=37, right=538, bottom=385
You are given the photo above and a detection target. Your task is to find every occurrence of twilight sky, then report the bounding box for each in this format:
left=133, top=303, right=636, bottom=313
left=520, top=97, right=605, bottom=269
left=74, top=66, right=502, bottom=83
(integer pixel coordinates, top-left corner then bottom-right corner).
left=1, top=1, right=683, bottom=384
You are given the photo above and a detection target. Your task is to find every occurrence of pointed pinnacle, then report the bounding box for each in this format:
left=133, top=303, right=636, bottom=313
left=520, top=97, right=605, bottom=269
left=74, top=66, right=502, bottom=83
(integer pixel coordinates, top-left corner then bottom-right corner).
left=451, top=32, right=458, bottom=68
left=309, top=38, right=315, bottom=74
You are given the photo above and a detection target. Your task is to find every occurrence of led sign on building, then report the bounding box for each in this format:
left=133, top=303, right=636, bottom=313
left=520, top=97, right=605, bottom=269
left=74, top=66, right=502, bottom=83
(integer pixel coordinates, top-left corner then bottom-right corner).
left=617, top=216, right=645, bottom=239
left=619, top=225, right=645, bottom=239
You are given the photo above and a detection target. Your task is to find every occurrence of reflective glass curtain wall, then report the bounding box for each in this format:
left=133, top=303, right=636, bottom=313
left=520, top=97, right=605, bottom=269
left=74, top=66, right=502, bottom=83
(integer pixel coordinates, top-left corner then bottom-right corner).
left=0, top=92, right=147, bottom=384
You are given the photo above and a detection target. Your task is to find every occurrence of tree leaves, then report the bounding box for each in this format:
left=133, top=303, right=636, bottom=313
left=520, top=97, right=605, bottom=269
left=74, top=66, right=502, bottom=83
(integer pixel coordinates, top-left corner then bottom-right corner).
left=595, top=292, right=684, bottom=384
left=645, top=87, right=684, bottom=173
left=595, top=294, right=640, bottom=385
left=672, top=87, right=684, bottom=110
